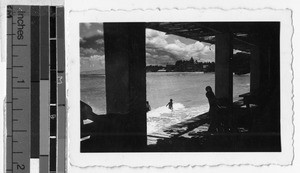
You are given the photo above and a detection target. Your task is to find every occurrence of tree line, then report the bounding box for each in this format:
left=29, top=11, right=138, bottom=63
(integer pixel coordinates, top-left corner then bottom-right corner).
left=146, top=52, right=250, bottom=75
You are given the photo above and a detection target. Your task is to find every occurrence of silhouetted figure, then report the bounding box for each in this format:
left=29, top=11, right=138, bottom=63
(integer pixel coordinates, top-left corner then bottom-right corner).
left=81, top=101, right=97, bottom=121
left=80, top=101, right=97, bottom=138
left=205, top=86, right=221, bottom=133
left=146, top=101, right=151, bottom=112
left=166, top=99, right=173, bottom=111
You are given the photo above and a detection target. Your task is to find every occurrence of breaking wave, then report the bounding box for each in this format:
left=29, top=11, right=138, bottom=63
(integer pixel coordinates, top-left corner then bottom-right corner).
left=147, top=103, right=209, bottom=134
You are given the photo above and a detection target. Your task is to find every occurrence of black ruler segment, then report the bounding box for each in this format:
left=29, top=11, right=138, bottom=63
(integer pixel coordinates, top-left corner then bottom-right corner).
left=30, top=5, right=40, bottom=159
left=50, top=40, right=57, bottom=71
left=50, top=6, right=56, bottom=39
left=50, top=39, right=57, bottom=105
left=40, top=6, right=49, bottom=80
left=49, top=138, right=57, bottom=171
left=50, top=106, right=57, bottom=136
left=49, top=6, right=57, bottom=172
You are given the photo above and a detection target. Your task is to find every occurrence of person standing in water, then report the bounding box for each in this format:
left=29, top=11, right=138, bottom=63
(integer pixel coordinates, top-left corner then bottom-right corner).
left=205, top=86, right=220, bottom=132
left=146, top=101, right=151, bottom=112
left=166, top=99, right=173, bottom=111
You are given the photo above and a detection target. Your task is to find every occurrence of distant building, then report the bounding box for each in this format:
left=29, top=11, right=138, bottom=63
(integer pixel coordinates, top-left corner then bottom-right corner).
left=166, top=65, right=175, bottom=72
left=157, top=68, right=166, bottom=72
left=202, top=64, right=209, bottom=72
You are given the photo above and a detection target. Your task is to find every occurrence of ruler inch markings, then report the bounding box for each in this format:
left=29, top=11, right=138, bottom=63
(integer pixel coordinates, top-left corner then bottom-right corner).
left=7, top=5, right=66, bottom=173
left=7, top=5, right=31, bottom=173
left=49, top=6, right=57, bottom=172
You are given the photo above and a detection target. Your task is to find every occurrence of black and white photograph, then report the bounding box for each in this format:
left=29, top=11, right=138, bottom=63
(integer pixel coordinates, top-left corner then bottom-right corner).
left=2, top=0, right=300, bottom=172
left=66, top=5, right=293, bottom=168
left=1, top=0, right=299, bottom=172
left=80, top=22, right=281, bottom=152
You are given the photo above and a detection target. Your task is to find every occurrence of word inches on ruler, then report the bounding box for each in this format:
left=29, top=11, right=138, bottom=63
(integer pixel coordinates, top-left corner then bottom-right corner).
left=17, top=9, right=26, bottom=40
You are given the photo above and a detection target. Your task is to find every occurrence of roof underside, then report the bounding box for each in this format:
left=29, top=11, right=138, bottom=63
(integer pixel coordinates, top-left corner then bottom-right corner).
left=146, top=22, right=278, bottom=52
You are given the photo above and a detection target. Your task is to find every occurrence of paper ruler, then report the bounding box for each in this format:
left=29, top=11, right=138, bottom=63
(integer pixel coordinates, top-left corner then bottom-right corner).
left=6, top=5, right=66, bottom=173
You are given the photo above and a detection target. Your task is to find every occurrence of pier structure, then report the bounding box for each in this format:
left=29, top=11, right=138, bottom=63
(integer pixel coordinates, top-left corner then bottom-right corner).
left=81, top=22, right=280, bottom=152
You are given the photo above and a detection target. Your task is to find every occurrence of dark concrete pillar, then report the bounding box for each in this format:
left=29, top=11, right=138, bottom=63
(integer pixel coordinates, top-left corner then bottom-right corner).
left=254, top=23, right=280, bottom=135
left=259, top=45, right=271, bottom=92
left=104, top=23, right=146, bottom=114
left=215, top=32, right=233, bottom=105
left=250, top=45, right=260, bottom=93
left=269, top=23, right=280, bottom=91
left=267, top=23, right=280, bottom=134
left=103, top=23, right=147, bottom=150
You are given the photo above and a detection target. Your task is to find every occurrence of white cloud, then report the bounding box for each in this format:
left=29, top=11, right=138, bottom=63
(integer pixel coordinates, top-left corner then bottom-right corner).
left=97, top=29, right=104, bottom=36
left=90, top=55, right=104, bottom=60
left=95, top=39, right=104, bottom=45
left=162, top=39, right=209, bottom=61
left=201, top=45, right=212, bottom=55
left=80, top=37, right=86, bottom=44
left=146, top=29, right=168, bottom=38
left=146, top=29, right=215, bottom=63
left=153, top=54, right=159, bottom=58
left=80, top=48, right=98, bottom=55
left=146, top=29, right=168, bottom=48
left=81, top=55, right=105, bottom=71
left=84, top=23, right=92, bottom=29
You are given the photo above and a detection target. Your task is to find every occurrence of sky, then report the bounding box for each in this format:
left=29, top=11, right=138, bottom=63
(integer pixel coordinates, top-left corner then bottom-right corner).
left=80, top=23, right=215, bottom=72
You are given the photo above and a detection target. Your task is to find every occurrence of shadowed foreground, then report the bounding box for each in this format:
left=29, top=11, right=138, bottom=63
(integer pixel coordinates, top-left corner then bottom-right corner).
left=81, top=100, right=281, bottom=152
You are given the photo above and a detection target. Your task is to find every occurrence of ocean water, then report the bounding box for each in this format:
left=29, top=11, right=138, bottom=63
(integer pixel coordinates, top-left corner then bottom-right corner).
left=80, top=72, right=250, bottom=134
left=80, top=73, right=107, bottom=115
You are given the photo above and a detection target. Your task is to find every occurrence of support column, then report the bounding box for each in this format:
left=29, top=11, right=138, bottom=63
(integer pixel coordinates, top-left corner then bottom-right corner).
left=259, top=45, right=271, bottom=92
left=215, top=32, right=233, bottom=105
left=269, top=23, right=280, bottom=91
left=266, top=23, right=280, bottom=134
left=104, top=23, right=146, bottom=150
left=250, top=45, right=260, bottom=93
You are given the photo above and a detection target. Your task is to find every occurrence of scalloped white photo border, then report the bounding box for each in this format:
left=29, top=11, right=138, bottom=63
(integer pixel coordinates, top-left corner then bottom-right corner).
left=66, top=7, right=294, bottom=167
